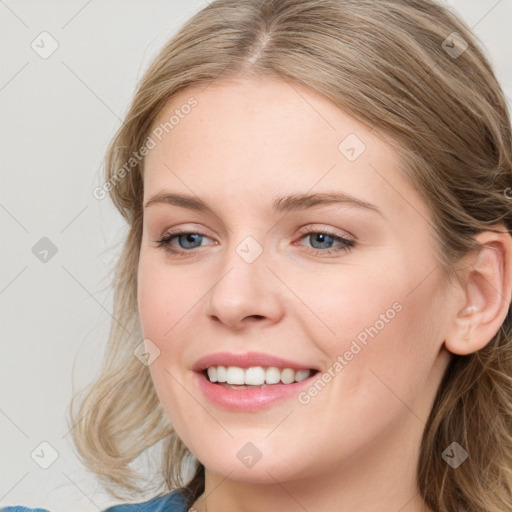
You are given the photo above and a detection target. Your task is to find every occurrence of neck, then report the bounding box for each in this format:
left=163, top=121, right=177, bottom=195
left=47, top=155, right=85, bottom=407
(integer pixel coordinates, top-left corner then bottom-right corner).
left=190, top=414, right=434, bottom=512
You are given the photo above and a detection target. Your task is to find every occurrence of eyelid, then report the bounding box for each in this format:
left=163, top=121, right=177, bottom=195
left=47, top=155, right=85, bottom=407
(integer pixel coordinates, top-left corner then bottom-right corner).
left=296, top=224, right=354, bottom=241
left=158, top=223, right=217, bottom=239
left=158, top=223, right=353, bottom=245
left=154, top=223, right=356, bottom=259
left=294, top=225, right=355, bottom=256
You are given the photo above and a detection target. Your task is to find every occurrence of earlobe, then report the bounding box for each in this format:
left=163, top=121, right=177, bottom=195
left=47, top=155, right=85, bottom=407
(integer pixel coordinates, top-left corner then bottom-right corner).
left=445, top=303, right=480, bottom=356
left=444, top=228, right=512, bottom=356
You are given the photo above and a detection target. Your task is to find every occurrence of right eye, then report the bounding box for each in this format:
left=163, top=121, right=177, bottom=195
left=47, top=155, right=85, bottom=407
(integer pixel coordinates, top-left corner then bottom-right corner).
left=154, top=231, right=217, bottom=255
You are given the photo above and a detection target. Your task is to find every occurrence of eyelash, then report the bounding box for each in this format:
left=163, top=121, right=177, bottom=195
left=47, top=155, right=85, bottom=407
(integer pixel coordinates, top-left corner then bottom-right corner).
left=154, top=227, right=355, bottom=257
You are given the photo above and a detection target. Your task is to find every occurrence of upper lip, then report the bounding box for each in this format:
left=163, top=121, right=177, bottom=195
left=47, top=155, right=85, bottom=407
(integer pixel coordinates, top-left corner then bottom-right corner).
left=192, top=351, right=318, bottom=372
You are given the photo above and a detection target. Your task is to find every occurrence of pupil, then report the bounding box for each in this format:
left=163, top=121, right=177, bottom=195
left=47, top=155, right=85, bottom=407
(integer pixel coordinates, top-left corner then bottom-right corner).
left=181, top=233, right=201, bottom=248
left=312, top=233, right=333, bottom=249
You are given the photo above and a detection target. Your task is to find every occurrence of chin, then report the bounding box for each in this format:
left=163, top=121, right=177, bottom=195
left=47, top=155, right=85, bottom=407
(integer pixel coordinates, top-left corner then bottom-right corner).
left=197, top=446, right=314, bottom=484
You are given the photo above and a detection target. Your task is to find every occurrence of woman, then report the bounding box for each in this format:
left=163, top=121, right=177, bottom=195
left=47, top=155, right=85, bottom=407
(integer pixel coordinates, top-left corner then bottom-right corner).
left=5, top=0, right=511, bottom=511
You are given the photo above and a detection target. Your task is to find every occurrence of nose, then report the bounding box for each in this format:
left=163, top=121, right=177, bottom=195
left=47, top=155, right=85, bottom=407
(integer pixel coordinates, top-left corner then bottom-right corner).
left=204, top=242, right=285, bottom=331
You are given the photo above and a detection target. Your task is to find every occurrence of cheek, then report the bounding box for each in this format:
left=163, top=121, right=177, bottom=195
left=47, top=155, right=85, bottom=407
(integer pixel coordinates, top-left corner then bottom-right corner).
left=137, top=258, right=200, bottom=432
left=302, top=265, right=405, bottom=351
left=306, top=257, right=442, bottom=395
left=137, top=255, right=198, bottom=344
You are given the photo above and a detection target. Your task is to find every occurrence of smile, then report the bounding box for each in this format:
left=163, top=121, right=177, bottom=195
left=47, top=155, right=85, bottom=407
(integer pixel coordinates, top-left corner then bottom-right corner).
left=205, top=365, right=315, bottom=386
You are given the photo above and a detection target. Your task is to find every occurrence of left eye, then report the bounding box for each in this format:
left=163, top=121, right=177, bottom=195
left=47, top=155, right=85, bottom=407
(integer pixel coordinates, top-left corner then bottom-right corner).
left=295, top=229, right=355, bottom=256
left=301, top=231, right=354, bottom=252
left=154, top=230, right=355, bottom=256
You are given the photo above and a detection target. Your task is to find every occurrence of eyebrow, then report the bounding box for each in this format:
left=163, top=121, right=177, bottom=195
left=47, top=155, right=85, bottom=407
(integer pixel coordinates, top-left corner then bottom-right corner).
left=144, top=191, right=384, bottom=217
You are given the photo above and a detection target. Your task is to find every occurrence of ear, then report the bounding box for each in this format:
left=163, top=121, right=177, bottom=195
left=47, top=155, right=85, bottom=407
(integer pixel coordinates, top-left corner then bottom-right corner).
left=444, top=226, right=512, bottom=356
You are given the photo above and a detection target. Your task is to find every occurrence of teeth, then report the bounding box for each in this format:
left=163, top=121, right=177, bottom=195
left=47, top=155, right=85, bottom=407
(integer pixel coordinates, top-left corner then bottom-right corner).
left=207, top=366, right=218, bottom=382
left=216, top=366, right=227, bottom=383
left=265, top=366, right=281, bottom=384
left=227, top=366, right=245, bottom=385
left=206, top=365, right=313, bottom=385
left=280, top=368, right=295, bottom=384
left=245, top=366, right=266, bottom=385
left=294, top=369, right=311, bottom=382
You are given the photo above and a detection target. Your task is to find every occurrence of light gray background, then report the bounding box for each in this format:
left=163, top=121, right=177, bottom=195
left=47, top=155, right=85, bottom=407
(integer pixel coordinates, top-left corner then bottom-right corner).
left=0, top=1, right=511, bottom=510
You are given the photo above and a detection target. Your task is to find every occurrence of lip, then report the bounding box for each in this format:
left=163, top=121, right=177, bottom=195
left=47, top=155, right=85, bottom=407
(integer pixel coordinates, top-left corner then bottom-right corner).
left=192, top=351, right=320, bottom=412
left=194, top=370, right=319, bottom=411
left=192, top=351, right=318, bottom=372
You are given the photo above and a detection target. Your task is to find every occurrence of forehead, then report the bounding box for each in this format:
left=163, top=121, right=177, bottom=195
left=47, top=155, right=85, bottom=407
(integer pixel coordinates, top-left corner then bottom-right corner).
left=142, top=77, right=429, bottom=223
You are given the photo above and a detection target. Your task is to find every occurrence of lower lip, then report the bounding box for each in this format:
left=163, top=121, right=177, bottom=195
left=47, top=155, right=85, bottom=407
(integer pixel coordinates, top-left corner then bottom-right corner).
left=195, top=371, right=318, bottom=411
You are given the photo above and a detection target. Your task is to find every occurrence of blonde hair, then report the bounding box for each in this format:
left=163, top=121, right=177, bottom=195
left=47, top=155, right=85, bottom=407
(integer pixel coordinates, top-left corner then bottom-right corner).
left=69, top=1, right=512, bottom=510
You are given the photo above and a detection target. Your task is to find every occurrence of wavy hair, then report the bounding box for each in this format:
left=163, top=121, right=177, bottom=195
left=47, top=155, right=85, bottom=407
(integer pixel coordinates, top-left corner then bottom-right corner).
left=69, top=1, right=512, bottom=510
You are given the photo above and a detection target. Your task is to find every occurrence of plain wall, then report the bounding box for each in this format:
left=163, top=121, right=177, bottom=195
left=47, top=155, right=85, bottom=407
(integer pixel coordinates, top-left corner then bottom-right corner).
left=0, top=1, right=511, bottom=510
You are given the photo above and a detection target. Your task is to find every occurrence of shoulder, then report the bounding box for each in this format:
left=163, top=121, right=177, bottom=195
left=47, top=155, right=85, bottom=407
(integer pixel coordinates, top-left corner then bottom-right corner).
left=1, top=509, right=53, bottom=512
left=1, top=509, right=52, bottom=512
left=1, top=490, right=188, bottom=512
left=103, top=490, right=188, bottom=511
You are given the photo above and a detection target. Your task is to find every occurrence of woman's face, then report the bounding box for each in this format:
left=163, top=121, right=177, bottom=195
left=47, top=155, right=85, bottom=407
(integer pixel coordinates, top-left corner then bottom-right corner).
left=137, top=76, right=454, bottom=485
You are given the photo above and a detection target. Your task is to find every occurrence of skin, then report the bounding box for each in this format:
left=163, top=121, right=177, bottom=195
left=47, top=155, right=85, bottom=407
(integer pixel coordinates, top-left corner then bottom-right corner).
left=136, top=76, right=512, bottom=512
